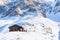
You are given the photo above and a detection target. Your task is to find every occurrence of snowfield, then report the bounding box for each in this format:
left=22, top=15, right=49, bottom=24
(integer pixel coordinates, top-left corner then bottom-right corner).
left=0, top=32, right=59, bottom=40
left=0, top=16, right=60, bottom=40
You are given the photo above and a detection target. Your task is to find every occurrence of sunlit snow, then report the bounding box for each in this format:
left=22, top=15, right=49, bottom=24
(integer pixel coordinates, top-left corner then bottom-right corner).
left=43, top=0, right=55, bottom=2
left=0, top=0, right=60, bottom=40
left=0, top=16, right=60, bottom=40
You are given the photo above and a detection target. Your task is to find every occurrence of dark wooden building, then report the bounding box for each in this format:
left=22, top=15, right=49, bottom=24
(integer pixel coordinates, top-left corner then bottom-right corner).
left=9, top=24, right=24, bottom=32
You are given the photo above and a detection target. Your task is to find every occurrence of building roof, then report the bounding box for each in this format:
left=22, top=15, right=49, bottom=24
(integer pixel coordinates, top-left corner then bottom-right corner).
left=9, top=24, right=21, bottom=28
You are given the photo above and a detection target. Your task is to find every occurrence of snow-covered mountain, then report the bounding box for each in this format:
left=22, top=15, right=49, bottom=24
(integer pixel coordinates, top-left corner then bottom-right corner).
left=0, top=0, right=60, bottom=40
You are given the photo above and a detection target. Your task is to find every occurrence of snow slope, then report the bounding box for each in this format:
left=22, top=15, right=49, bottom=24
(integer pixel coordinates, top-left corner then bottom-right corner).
left=0, top=32, right=58, bottom=40
left=0, top=16, right=60, bottom=40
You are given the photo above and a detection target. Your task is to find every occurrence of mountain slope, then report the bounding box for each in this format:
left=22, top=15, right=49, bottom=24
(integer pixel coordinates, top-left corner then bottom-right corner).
left=0, top=16, right=59, bottom=40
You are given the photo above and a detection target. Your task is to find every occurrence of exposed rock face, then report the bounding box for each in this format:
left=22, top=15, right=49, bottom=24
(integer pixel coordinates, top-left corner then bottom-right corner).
left=0, top=0, right=9, bottom=5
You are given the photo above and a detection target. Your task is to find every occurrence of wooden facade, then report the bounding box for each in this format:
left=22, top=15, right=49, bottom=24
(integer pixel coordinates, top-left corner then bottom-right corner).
left=9, top=24, right=24, bottom=32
